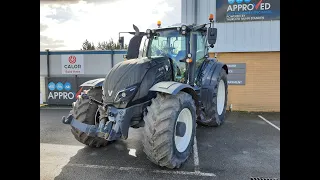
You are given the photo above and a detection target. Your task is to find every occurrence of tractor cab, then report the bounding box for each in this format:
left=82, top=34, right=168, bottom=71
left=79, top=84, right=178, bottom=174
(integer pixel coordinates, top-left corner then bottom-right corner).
left=145, top=22, right=212, bottom=83
left=121, top=17, right=217, bottom=84
left=144, top=25, right=190, bottom=82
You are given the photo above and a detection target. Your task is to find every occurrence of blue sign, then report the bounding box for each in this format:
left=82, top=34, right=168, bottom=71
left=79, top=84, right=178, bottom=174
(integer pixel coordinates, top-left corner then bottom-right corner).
left=46, top=77, right=101, bottom=105
left=216, top=0, right=280, bottom=22
left=64, top=82, right=71, bottom=91
left=56, top=82, right=64, bottom=91
left=48, top=82, right=55, bottom=91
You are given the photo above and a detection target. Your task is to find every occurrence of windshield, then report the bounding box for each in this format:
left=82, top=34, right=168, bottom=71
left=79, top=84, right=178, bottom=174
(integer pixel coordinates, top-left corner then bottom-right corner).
left=147, top=29, right=187, bottom=62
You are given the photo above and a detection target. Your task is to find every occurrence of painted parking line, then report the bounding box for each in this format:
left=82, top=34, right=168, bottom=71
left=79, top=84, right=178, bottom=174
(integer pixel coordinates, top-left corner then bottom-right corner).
left=258, top=115, right=280, bottom=131
left=66, top=138, right=216, bottom=177
left=41, top=141, right=216, bottom=179
left=67, top=163, right=216, bottom=177
left=193, top=136, right=200, bottom=173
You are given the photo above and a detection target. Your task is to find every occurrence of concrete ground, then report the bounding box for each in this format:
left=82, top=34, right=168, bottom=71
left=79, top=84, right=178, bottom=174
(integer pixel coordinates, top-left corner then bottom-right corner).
left=40, top=109, right=280, bottom=180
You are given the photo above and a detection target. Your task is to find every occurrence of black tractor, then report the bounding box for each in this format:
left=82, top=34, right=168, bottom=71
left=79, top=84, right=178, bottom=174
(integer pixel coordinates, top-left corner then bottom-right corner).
left=62, top=14, right=228, bottom=169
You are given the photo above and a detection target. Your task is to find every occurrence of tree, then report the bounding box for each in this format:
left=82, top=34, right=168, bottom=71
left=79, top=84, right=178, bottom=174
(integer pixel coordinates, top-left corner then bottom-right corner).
left=81, top=38, right=128, bottom=50
left=97, top=38, right=121, bottom=50
left=81, top=39, right=96, bottom=50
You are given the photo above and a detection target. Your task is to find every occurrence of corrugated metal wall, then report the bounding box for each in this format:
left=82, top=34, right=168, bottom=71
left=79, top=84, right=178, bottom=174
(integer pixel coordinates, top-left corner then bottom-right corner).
left=40, top=55, right=47, bottom=76
left=181, top=0, right=280, bottom=52
left=40, top=50, right=127, bottom=104
left=40, top=50, right=127, bottom=77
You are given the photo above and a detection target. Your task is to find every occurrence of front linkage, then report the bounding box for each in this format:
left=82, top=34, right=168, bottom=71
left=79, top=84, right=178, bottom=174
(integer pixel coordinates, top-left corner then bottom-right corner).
left=62, top=94, right=122, bottom=141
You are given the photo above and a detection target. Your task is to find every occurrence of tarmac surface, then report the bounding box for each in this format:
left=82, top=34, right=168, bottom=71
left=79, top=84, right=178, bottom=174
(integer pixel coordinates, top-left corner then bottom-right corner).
left=40, top=108, right=280, bottom=180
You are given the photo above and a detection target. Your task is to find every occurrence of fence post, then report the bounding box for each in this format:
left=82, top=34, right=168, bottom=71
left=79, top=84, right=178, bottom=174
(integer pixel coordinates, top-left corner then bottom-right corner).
left=46, top=49, right=50, bottom=77
left=111, top=49, right=114, bottom=67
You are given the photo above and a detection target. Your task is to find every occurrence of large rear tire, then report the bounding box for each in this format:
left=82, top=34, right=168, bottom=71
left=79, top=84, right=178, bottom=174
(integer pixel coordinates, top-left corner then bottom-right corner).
left=142, top=92, right=196, bottom=169
left=70, top=87, right=109, bottom=148
left=198, top=69, right=228, bottom=127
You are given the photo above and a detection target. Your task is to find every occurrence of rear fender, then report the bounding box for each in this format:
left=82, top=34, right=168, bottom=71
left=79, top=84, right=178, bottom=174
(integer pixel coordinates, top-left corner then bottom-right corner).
left=209, top=61, right=228, bottom=87
left=199, top=58, right=228, bottom=114
left=200, top=58, right=228, bottom=88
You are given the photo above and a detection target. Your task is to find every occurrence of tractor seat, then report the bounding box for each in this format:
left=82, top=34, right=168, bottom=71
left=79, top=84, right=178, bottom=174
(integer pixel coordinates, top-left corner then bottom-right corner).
left=173, top=50, right=187, bottom=62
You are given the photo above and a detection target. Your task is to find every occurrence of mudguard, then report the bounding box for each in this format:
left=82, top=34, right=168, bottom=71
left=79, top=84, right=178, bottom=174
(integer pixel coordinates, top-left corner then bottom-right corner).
left=209, top=61, right=228, bottom=86
left=149, top=81, right=198, bottom=101
left=80, top=78, right=105, bottom=87
left=197, top=58, right=228, bottom=115
left=198, top=58, right=228, bottom=88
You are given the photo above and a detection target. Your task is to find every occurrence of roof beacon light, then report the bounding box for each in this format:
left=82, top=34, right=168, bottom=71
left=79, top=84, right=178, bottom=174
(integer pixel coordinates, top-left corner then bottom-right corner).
left=157, top=20, right=161, bottom=28
left=209, top=14, right=214, bottom=22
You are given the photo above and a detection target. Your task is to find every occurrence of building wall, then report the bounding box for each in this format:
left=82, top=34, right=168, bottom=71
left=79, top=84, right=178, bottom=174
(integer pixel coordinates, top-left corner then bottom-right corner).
left=210, top=52, right=280, bottom=112
left=181, top=0, right=280, bottom=53
left=182, top=0, right=280, bottom=112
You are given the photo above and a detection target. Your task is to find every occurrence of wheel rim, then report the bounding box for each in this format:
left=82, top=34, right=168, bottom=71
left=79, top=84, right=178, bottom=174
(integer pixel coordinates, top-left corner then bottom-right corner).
left=174, top=108, right=193, bottom=153
left=217, top=79, right=226, bottom=116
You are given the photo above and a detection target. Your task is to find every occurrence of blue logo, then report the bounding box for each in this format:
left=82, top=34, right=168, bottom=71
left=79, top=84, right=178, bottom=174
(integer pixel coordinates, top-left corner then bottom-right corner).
left=244, top=0, right=250, bottom=3
left=48, top=82, right=55, bottom=91
left=64, top=82, right=71, bottom=91
left=228, top=0, right=235, bottom=4
left=236, top=0, right=243, bottom=3
left=56, top=82, right=64, bottom=91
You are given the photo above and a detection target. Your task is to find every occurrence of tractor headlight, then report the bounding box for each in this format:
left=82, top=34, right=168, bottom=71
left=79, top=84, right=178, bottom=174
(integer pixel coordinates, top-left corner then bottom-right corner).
left=180, top=25, right=187, bottom=35
left=114, top=86, right=137, bottom=103
left=146, top=29, right=152, bottom=38
left=177, top=25, right=187, bottom=35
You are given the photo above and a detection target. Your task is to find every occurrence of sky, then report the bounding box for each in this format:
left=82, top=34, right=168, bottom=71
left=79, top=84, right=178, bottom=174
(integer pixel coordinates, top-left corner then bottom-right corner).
left=40, top=0, right=181, bottom=51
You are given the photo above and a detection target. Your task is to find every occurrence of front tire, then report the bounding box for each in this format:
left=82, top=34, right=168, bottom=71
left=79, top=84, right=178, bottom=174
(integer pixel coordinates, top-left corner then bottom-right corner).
left=142, top=92, right=196, bottom=169
left=70, top=87, right=109, bottom=148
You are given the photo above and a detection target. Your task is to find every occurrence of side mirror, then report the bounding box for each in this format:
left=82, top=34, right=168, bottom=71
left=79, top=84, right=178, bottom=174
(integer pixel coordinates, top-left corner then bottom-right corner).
left=207, top=27, right=217, bottom=48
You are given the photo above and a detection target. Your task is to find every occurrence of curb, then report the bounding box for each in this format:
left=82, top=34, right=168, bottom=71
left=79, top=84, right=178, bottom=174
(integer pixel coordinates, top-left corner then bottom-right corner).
left=40, top=107, right=72, bottom=110
left=40, top=105, right=72, bottom=110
